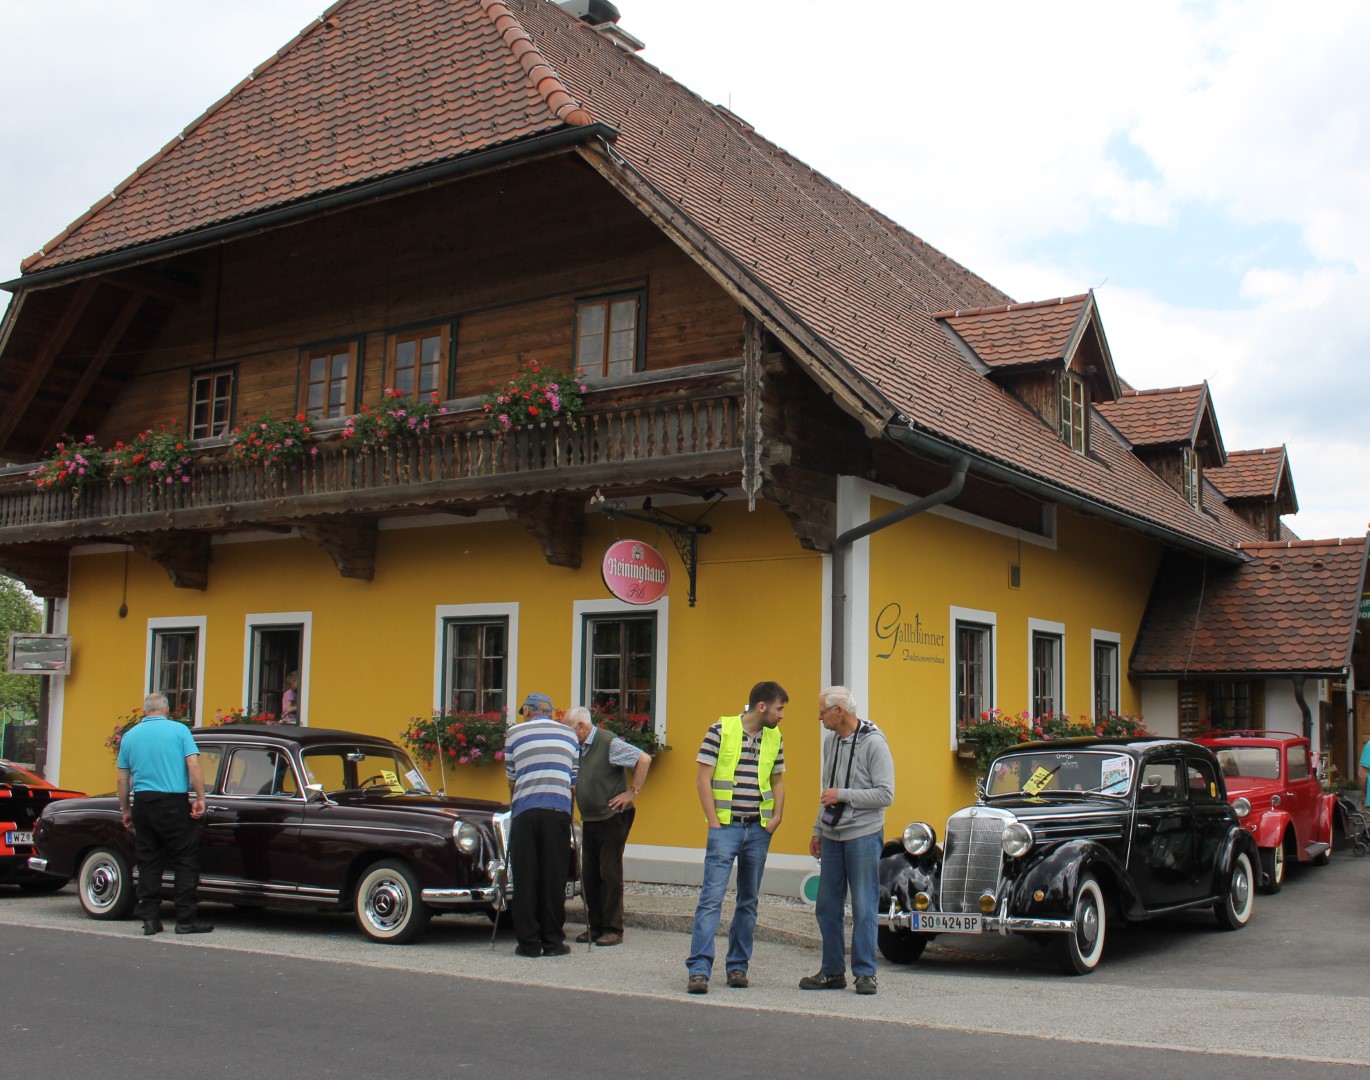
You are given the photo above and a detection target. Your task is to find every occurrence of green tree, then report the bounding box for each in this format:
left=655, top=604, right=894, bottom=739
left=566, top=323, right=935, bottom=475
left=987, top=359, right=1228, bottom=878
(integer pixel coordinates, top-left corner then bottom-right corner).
left=0, top=575, right=42, bottom=723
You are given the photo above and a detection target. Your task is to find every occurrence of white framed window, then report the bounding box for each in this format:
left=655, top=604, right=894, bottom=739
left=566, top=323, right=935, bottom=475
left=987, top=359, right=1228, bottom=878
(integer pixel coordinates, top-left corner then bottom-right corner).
left=1059, top=370, right=1087, bottom=453
left=1091, top=630, right=1121, bottom=719
left=146, top=616, right=207, bottom=725
left=434, top=603, right=519, bottom=718
left=572, top=597, right=668, bottom=740
left=1182, top=446, right=1200, bottom=509
left=950, top=606, right=997, bottom=744
left=1029, top=618, right=1065, bottom=718
left=242, top=612, right=312, bottom=725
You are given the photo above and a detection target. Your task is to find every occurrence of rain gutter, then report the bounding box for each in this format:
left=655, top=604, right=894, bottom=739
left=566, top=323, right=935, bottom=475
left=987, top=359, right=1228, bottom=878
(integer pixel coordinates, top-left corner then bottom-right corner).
left=830, top=454, right=969, bottom=686
left=887, top=420, right=1241, bottom=566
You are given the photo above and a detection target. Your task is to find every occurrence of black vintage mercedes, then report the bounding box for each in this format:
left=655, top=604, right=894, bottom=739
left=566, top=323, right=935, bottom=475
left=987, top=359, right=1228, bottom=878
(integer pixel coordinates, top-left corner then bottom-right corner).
left=30, top=725, right=573, bottom=944
left=878, top=737, right=1259, bottom=974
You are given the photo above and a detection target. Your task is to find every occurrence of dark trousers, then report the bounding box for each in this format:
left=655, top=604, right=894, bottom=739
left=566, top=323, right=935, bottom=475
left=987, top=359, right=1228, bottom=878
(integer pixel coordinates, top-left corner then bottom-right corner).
left=582, top=808, right=634, bottom=936
left=509, top=808, right=571, bottom=950
left=131, top=792, right=201, bottom=925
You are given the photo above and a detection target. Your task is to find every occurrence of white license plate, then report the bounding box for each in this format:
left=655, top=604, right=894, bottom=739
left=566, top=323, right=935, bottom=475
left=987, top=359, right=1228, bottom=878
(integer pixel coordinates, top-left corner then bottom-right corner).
left=912, top=912, right=982, bottom=933
left=5, top=830, right=34, bottom=847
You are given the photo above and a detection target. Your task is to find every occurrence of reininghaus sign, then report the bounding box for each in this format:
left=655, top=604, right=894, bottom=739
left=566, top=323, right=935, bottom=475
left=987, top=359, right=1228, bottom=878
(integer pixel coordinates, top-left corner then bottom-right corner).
left=601, top=539, right=669, bottom=605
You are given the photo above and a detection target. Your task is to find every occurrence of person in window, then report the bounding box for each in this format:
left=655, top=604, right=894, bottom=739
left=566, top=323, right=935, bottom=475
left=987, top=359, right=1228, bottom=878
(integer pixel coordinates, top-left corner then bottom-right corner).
left=116, top=692, right=211, bottom=935
left=564, top=705, right=652, bottom=948
left=281, top=671, right=299, bottom=723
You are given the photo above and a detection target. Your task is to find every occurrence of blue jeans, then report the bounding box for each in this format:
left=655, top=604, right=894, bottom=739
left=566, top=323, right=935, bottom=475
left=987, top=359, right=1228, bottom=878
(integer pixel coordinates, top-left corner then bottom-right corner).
left=817, top=831, right=882, bottom=978
left=686, top=820, right=773, bottom=977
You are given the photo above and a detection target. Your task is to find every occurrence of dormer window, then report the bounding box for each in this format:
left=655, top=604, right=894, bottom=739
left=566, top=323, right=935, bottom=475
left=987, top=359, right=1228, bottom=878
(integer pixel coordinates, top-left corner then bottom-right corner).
left=1059, top=371, right=1087, bottom=453
left=1182, top=446, right=1200, bottom=509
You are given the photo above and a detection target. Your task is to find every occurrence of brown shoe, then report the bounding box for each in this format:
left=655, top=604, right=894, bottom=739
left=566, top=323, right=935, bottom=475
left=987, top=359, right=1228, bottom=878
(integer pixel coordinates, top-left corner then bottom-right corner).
left=726, top=970, right=749, bottom=988
left=686, top=974, right=709, bottom=994
left=594, top=932, right=623, bottom=947
left=575, top=930, right=596, bottom=944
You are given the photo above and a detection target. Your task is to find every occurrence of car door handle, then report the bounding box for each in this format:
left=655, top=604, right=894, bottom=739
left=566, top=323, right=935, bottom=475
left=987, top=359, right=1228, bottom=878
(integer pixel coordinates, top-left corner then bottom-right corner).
left=207, top=805, right=231, bottom=813
left=1135, top=822, right=1153, bottom=834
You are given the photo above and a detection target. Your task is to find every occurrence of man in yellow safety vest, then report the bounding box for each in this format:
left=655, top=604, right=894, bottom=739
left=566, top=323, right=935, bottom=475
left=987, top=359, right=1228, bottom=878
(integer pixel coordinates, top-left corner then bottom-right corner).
left=685, top=680, right=787, bottom=994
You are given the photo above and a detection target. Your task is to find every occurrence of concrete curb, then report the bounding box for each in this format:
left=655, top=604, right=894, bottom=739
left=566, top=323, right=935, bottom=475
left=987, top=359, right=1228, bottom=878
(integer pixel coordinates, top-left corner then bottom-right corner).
left=567, top=892, right=827, bottom=950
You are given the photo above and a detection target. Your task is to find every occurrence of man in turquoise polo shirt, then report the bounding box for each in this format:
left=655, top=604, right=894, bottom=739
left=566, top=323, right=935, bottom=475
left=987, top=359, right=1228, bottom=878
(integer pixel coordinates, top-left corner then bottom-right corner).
left=117, top=692, right=210, bottom=935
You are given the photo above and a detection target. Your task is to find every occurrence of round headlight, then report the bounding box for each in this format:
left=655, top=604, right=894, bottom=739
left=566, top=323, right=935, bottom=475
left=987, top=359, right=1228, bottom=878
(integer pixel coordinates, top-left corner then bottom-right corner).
left=453, top=821, right=481, bottom=854
left=902, top=822, right=936, bottom=856
left=1002, top=821, right=1034, bottom=858
left=1231, top=797, right=1251, bottom=819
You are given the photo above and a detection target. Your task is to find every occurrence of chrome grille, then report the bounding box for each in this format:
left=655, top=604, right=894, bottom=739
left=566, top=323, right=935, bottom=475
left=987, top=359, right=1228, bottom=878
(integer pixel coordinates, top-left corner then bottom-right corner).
left=939, top=807, right=1010, bottom=912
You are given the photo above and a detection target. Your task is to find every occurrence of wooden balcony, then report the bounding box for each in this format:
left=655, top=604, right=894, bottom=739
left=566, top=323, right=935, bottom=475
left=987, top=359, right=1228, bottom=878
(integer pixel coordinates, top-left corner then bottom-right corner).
left=0, top=385, right=747, bottom=595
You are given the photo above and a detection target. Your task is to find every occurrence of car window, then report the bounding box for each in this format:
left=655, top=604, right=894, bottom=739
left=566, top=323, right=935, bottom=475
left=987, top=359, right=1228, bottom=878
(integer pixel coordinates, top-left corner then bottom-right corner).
left=1287, top=744, right=1309, bottom=781
left=196, top=745, right=224, bottom=793
left=301, top=745, right=430, bottom=795
left=1186, top=758, right=1220, bottom=804
left=223, top=748, right=298, bottom=797
left=1212, top=747, right=1279, bottom=780
left=1138, top=760, right=1180, bottom=804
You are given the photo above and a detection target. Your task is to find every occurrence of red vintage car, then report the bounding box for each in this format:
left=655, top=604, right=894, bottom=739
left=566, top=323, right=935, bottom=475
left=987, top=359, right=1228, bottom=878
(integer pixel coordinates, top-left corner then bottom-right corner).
left=1, top=759, right=84, bottom=891
left=1194, top=731, right=1335, bottom=893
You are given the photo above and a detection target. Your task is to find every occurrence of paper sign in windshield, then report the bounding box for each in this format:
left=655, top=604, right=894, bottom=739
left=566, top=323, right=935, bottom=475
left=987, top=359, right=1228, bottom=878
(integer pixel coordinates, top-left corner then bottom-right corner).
left=1099, top=756, right=1131, bottom=793
left=1022, top=766, right=1054, bottom=796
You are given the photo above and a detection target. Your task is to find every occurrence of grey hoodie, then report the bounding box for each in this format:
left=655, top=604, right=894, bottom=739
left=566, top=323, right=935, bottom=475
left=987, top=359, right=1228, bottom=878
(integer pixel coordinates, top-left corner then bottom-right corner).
left=812, top=718, right=895, bottom=842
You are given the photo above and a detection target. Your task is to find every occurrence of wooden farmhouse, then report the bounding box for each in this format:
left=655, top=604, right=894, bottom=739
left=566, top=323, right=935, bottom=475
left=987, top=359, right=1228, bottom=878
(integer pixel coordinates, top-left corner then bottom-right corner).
left=1, top=0, right=1365, bottom=882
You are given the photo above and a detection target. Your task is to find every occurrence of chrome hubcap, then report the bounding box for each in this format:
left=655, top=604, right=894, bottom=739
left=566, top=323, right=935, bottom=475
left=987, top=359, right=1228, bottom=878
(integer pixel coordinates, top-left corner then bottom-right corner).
left=365, top=879, right=408, bottom=930
left=1079, top=898, right=1098, bottom=947
left=1232, top=865, right=1250, bottom=909
left=86, top=862, right=119, bottom=908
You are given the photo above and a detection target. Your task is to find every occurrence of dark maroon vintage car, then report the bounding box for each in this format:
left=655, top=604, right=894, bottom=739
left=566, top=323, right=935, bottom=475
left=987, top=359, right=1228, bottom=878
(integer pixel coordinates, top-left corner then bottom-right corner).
left=31, top=725, right=577, bottom=943
left=1194, top=730, right=1335, bottom=893
left=1, top=759, right=85, bottom=891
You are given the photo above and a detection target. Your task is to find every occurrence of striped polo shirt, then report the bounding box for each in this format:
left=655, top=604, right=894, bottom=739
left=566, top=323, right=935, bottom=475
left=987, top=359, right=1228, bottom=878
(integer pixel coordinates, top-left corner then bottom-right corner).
left=696, top=719, right=786, bottom=817
left=504, top=716, right=579, bottom=817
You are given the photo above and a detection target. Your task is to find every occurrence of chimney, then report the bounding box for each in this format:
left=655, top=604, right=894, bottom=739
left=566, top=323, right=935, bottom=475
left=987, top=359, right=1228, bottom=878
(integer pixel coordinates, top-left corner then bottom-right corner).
left=556, top=0, right=645, bottom=51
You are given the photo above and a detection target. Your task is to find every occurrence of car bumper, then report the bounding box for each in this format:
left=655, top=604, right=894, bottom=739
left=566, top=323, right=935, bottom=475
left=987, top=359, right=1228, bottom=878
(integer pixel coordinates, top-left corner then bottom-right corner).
left=421, top=885, right=503, bottom=906
left=27, top=856, right=48, bottom=874
left=879, top=910, right=1075, bottom=935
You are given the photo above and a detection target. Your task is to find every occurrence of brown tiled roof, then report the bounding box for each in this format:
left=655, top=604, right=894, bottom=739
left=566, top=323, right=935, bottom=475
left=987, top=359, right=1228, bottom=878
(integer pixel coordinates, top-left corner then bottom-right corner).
left=1095, top=385, right=1208, bottom=448
left=935, top=295, right=1091, bottom=369
left=21, top=0, right=586, bottom=273
left=1131, top=537, right=1369, bottom=676
left=12, top=0, right=1250, bottom=558
left=1209, top=447, right=1298, bottom=513
left=1202, top=478, right=1269, bottom=548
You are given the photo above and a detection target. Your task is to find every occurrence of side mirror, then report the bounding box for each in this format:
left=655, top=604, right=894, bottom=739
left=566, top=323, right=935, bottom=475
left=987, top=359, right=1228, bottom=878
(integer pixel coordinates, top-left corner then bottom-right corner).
left=1143, top=774, right=1162, bottom=790
left=305, top=784, right=331, bottom=804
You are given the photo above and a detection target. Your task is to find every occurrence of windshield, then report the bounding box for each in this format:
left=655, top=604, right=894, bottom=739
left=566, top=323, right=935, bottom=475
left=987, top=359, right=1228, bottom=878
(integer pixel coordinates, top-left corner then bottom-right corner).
left=986, top=750, right=1134, bottom=797
left=1210, top=746, right=1279, bottom=780
left=301, top=745, right=432, bottom=796
left=0, top=761, right=43, bottom=786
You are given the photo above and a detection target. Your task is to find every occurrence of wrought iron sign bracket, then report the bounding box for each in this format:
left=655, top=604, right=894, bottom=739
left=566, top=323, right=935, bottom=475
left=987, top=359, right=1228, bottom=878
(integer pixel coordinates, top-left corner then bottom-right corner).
left=596, top=490, right=723, bottom=607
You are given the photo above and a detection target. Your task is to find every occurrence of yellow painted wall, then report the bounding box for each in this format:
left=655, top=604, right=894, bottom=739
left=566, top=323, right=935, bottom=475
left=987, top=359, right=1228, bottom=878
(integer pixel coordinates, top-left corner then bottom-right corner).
left=864, top=498, right=1162, bottom=833
left=56, top=501, right=826, bottom=854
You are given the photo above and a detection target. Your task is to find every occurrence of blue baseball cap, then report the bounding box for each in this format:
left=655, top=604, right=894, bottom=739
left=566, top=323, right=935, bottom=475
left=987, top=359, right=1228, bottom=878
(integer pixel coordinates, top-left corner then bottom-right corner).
left=522, top=692, right=552, bottom=712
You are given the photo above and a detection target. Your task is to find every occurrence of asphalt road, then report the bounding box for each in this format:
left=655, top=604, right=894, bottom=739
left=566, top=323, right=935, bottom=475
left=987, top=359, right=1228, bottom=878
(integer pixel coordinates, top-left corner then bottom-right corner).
left=2, top=848, right=1369, bottom=1076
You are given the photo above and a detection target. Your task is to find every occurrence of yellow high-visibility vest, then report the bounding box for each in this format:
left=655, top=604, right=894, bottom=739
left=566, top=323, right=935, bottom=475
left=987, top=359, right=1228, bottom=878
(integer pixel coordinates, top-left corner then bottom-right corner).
left=710, top=713, right=780, bottom=826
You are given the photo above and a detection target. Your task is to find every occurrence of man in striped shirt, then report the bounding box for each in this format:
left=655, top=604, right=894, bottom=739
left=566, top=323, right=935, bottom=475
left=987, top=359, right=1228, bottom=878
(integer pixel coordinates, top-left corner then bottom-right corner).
left=685, top=681, right=787, bottom=994
left=504, top=692, right=579, bottom=957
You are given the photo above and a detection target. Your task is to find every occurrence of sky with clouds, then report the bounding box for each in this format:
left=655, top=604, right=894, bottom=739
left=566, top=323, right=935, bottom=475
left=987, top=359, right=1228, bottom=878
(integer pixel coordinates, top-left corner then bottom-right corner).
left=1, top=0, right=1366, bottom=539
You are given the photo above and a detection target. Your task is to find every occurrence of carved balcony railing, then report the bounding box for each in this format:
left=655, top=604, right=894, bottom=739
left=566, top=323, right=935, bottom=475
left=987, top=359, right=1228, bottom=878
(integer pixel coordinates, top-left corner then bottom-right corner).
left=0, top=393, right=745, bottom=538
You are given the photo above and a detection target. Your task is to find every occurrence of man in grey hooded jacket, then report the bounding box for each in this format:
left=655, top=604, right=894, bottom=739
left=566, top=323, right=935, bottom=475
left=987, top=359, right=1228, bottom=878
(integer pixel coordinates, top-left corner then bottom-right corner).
left=800, top=686, right=895, bottom=995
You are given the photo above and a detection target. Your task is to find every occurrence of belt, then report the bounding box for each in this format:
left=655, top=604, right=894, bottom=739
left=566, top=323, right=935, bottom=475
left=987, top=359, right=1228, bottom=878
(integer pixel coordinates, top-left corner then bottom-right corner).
left=733, top=815, right=761, bottom=825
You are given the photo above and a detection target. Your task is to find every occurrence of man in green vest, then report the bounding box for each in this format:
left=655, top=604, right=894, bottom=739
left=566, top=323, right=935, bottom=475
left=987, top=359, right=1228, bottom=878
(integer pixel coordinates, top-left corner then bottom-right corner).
left=685, top=680, right=787, bottom=994
left=564, top=704, right=653, bottom=947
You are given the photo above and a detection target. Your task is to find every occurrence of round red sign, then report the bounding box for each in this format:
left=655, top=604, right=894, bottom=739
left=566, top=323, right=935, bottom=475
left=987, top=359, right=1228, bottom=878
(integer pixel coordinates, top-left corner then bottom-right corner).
left=602, top=539, right=670, bottom=604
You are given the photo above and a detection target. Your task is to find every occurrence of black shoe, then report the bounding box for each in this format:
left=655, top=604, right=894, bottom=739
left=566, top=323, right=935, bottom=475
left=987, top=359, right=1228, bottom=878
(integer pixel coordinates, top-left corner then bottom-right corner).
left=141, top=920, right=163, bottom=936
left=726, top=970, right=749, bottom=988
left=514, top=944, right=543, bottom=958
left=798, top=971, right=847, bottom=990
left=543, top=943, right=572, bottom=956
left=174, top=920, right=214, bottom=935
